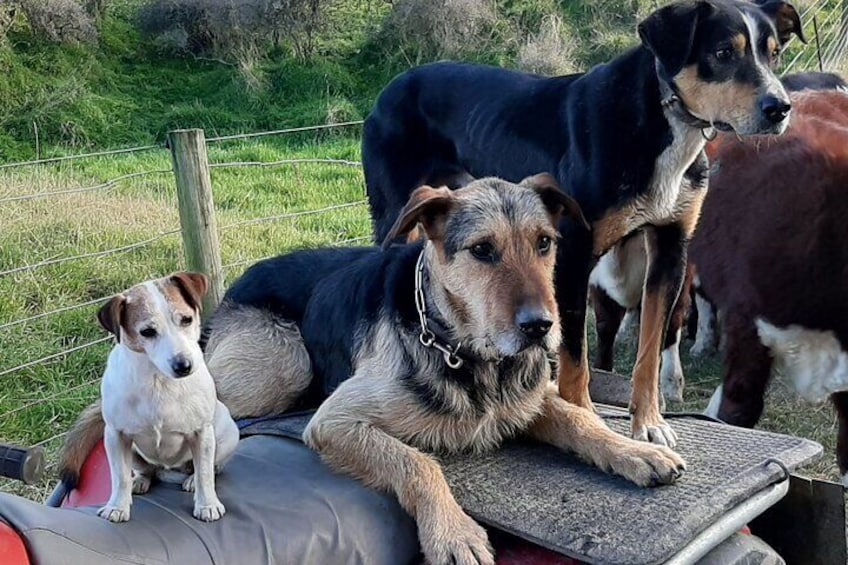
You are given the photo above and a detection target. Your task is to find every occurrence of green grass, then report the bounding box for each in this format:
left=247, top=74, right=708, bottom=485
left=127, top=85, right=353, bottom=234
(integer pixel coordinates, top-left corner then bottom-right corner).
left=0, top=0, right=844, bottom=501
left=0, top=130, right=371, bottom=500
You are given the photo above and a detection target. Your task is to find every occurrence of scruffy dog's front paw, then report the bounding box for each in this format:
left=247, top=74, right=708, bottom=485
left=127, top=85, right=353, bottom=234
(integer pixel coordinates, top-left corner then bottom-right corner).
left=193, top=499, right=226, bottom=522
left=609, top=441, right=686, bottom=487
left=98, top=504, right=131, bottom=522
left=419, top=504, right=494, bottom=565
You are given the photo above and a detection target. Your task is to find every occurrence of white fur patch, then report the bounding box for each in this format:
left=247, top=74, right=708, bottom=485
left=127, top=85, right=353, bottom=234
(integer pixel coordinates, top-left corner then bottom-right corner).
left=756, top=319, right=848, bottom=403
left=589, top=234, right=647, bottom=310
left=705, top=384, right=723, bottom=419
left=691, top=293, right=717, bottom=357
left=660, top=330, right=684, bottom=403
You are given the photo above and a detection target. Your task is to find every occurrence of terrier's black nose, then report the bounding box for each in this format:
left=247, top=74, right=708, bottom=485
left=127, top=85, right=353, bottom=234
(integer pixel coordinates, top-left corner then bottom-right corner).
left=760, top=95, right=791, bottom=124
left=517, top=308, right=553, bottom=340
left=171, top=356, right=193, bottom=377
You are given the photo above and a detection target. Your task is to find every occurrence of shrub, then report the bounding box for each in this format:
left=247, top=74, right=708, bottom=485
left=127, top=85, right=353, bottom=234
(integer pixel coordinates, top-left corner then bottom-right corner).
left=382, top=0, right=497, bottom=60
left=517, top=14, right=578, bottom=76
left=19, top=0, right=99, bottom=44
left=137, top=0, right=329, bottom=61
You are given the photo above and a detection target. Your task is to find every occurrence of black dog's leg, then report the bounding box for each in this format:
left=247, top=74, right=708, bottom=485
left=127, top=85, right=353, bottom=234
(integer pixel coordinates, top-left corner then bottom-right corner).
left=590, top=284, right=625, bottom=372
left=630, top=223, right=688, bottom=447
left=555, top=220, right=596, bottom=411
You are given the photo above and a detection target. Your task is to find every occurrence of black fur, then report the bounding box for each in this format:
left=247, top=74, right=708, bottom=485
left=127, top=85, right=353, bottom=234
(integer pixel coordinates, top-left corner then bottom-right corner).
left=210, top=243, right=548, bottom=413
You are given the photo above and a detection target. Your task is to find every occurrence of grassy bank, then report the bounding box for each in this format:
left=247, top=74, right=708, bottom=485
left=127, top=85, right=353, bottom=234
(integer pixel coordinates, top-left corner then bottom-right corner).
left=0, top=0, right=844, bottom=501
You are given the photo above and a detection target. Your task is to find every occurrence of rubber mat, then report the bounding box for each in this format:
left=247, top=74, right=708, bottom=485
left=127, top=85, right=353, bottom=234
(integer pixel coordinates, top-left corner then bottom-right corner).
left=242, top=406, right=822, bottom=565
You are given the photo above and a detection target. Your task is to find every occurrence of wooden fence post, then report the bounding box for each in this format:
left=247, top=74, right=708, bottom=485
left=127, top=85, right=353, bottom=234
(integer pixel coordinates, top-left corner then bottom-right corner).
left=168, top=129, right=224, bottom=314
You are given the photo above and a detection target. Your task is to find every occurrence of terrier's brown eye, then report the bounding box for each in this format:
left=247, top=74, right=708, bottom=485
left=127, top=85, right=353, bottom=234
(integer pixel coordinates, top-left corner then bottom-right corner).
left=180, top=316, right=193, bottom=327
left=538, top=236, right=553, bottom=255
left=140, top=327, right=157, bottom=338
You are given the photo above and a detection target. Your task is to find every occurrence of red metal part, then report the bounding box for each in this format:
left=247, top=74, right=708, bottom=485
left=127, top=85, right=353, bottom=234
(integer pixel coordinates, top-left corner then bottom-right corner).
left=0, top=521, right=30, bottom=565
left=62, top=440, right=110, bottom=508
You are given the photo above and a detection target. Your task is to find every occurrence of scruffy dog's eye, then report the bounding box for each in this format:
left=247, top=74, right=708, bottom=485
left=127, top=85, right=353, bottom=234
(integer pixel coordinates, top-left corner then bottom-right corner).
left=469, top=242, right=498, bottom=263
left=180, top=316, right=193, bottom=327
left=538, top=235, right=553, bottom=255
left=140, top=327, right=158, bottom=338
left=715, top=47, right=733, bottom=62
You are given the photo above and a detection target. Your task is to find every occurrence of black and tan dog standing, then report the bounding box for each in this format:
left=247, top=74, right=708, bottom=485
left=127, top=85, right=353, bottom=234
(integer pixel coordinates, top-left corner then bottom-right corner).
left=362, top=0, right=804, bottom=447
left=203, top=176, right=685, bottom=565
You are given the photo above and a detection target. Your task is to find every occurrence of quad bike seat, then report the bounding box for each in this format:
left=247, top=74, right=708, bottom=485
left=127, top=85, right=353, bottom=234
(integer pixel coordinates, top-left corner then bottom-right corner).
left=0, top=397, right=822, bottom=565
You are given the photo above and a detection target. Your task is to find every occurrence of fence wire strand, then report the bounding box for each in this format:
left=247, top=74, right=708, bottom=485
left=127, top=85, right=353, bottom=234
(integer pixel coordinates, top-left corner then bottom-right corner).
left=0, top=229, right=181, bottom=278
left=2, top=377, right=101, bottom=419
left=219, top=201, right=367, bottom=231
left=0, top=296, right=110, bottom=332
left=0, top=336, right=113, bottom=379
left=209, top=158, right=361, bottom=170
left=0, top=145, right=163, bottom=171
left=0, top=169, right=173, bottom=204
left=223, top=235, right=371, bottom=271
left=206, top=121, right=364, bottom=143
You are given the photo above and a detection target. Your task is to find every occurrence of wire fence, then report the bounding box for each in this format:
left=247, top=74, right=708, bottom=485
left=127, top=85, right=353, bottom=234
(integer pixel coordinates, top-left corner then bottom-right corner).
left=0, top=0, right=845, bottom=458
left=0, top=119, right=368, bottom=455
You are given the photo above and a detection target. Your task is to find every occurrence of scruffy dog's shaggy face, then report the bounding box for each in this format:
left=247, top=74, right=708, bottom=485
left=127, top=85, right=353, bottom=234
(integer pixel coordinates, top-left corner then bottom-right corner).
left=385, top=173, right=587, bottom=360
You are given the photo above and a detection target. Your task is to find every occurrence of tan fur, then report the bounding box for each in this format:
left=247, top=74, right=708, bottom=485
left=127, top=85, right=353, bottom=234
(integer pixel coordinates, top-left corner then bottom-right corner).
left=58, top=399, right=105, bottom=486
left=208, top=177, right=685, bottom=565
left=630, top=286, right=669, bottom=437
left=204, top=306, right=312, bottom=419
left=557, top=345, right=593, bottom=411
left=731, top=33, right=747, bottom=53
left=593, top=205, right=638, bottom=256
left=675, top=65, right=759, bottom=131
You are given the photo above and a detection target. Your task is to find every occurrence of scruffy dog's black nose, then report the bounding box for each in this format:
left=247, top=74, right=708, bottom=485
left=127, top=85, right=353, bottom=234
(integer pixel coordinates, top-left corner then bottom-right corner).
left=517, top=308, right=553, bottom=340
left=171, top=356, right=193, bottom=377
left=760, top=95, right=791, bottom=123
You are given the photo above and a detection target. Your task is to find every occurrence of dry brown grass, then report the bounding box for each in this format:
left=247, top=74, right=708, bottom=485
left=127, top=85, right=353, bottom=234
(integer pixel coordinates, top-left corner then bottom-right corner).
left=517, top=15, right=579, bottom=76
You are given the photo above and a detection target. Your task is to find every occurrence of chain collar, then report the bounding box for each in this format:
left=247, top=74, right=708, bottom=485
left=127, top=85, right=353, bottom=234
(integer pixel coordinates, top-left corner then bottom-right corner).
left=414, top=249, right=465, bottom=369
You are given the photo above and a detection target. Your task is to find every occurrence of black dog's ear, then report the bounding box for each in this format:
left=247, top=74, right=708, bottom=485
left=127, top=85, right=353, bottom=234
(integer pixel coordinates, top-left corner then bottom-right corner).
left=638, top=1, right=715, bottom=80
left=382, top=185, right=455, bottom=250
left=755, top=0, right=806, bottom=44
left=170, top=272, right=209, bottom=313
left=520, top=173, right=590, bottom=230
left=97, top=295, right=126, bottom=342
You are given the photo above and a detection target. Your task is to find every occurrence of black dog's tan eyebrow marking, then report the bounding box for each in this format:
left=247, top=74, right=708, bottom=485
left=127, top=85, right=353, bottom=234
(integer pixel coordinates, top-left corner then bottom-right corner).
left=732, top=33, right=747, bottom=53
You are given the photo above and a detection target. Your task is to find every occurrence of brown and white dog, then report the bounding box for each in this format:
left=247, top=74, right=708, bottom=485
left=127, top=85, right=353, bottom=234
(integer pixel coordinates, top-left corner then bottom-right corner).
left=59, top=273, right=240, bottom=522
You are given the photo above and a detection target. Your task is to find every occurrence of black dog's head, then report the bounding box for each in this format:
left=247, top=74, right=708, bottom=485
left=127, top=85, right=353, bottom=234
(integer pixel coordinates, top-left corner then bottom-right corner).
left=639, top=0, right=805, bottom=135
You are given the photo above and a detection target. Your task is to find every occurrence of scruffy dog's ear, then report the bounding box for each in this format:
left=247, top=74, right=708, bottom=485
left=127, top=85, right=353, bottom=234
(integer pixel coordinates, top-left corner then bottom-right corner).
left=382, top=185, right=455, bottom=250
left=170, top=272, right=209, bottom=312
left=520, top=173, right=590, bottom=230
left=638, top=1, right=715, bottom=80
left=755, top=0, right=806, bottom=45
left=97, top=295, right=126, bottom=342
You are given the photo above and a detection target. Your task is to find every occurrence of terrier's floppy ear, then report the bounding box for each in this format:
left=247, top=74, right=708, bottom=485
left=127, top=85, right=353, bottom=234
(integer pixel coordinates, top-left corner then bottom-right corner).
left=755, top=0, right=806, bottom=45
left=638, top=1, right=715, bottom=80
left=170, top=272, right=209, bottom=313
left=382, top=185, right=455, bottom=250
left=520, top=173, right=590, bottom=230
left=97, top=295, right=126, bottom=342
